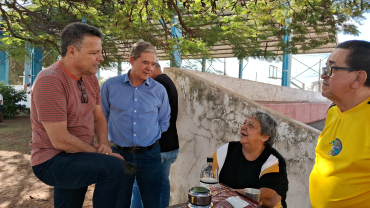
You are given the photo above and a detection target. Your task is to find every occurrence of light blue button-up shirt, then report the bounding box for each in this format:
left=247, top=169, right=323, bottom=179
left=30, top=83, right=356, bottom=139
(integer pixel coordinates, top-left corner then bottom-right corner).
left=101, top=72, right=170, bottom=147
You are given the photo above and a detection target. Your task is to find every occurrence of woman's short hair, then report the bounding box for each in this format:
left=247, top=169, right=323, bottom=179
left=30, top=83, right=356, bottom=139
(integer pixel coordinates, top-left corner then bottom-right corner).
left=246, top=111, right=278, bottom=146
left=130, top=41, right=157, bottom=60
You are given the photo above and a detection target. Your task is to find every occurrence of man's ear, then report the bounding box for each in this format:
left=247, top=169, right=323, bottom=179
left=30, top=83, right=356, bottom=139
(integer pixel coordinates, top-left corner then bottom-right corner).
left=66, top=46, right=76, bottom=58
left=129, top=56, right=135, bottom=66
left=351, top=71, right=368, bottom=89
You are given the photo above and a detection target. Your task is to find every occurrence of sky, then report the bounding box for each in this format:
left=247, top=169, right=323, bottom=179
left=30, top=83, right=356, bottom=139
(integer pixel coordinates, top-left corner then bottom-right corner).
left=101, top=13, right=370, bottom=90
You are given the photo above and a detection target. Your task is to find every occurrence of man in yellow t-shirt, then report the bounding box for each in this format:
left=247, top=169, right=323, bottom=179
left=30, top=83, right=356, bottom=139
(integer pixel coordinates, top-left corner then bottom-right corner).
left=309, top=40, right=370, bottom=208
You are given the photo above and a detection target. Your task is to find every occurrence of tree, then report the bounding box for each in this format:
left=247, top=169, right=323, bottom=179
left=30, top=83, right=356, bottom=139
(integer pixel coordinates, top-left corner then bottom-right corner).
left=0, top=0, right=368, bottom=67
left=9, top=57, right=25, bottom=85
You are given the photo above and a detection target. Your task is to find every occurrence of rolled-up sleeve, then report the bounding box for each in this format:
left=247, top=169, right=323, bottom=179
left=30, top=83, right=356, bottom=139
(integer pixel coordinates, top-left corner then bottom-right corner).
left=158, top=91, right=170, bottom=132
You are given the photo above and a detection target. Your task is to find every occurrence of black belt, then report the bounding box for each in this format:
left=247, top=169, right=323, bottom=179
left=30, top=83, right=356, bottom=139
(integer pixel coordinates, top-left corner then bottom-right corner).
left=112, top=140, right=159, bottom=155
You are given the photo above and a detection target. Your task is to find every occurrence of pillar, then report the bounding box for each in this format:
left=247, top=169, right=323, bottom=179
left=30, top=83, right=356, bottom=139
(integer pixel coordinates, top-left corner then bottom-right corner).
left=0, top=31, right=9, bottom=85
left=0, top=50, right=9, bottom=85
left=281, top=4, right=291, bottom=87
left=238, top=58, right=243, bottom=79
left=170, top=4, right=182, bottom=68
left=31, top=47, right=43, bottom=86
left=24, top=46, right=32, bottom=85
left=281, top=52, right=292, bottom=87
left=201, top=57, right=206, bottom=72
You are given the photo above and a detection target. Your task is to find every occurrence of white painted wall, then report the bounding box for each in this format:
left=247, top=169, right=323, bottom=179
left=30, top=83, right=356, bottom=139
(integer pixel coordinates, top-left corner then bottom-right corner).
left=185, top=69, right=330, bottom=103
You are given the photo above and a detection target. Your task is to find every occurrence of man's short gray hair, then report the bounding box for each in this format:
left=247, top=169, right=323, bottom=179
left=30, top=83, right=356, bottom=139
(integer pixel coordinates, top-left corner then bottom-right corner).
left=246, top=111, right=278, bottom=146
left=154, top=62, right=161, bottom=69
left=130, top=41, right=157, bottom=59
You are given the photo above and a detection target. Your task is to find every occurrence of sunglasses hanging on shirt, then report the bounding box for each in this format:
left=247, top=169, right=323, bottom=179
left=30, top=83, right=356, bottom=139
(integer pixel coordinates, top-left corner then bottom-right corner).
left=77, top=79, right=88, bottom=103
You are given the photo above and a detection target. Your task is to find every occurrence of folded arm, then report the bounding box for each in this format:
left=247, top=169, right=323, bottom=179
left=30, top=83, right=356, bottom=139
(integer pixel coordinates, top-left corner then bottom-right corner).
left=94, top=105, right=110, bottom=147
left=234, top=187, right=281, bottom=208
left=42, top=121, right=97, bottom=153
left=43, top=120, right=123, bottom=160
left=93, top=105, right=123, bottom=158
left=259, top=187, right=281, bottom=208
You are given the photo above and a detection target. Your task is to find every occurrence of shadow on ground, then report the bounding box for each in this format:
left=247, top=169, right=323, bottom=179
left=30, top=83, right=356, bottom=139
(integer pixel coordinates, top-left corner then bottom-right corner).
left=0, top=150, right=54, bottom=207
left=0, top=116, right=94, bottom=208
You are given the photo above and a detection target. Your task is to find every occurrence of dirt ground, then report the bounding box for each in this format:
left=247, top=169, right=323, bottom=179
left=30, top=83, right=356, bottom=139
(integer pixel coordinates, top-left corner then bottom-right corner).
left=0, top=115, right=94, bottom=208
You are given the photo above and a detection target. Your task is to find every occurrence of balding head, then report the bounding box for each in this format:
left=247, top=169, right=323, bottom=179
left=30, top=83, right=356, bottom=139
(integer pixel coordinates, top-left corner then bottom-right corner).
left=150, top=62, right=162, bottom=79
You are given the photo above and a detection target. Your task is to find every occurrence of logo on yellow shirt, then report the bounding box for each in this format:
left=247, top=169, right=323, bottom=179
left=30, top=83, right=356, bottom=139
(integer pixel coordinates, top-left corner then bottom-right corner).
left=328, top=138, right=342, bottom=156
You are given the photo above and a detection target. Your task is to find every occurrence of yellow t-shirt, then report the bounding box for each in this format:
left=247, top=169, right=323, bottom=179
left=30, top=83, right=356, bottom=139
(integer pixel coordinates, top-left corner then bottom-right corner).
left=309, top=97, right=370, bottom=208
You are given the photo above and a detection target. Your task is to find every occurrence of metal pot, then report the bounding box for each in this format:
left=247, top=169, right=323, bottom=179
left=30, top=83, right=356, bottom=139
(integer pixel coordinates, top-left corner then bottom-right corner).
left=187, top=186, right=212, bottom=206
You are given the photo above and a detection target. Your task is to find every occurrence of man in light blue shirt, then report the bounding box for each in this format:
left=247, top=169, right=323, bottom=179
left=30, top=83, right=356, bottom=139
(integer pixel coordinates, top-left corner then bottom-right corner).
left=101, top=41, right=170, bottom=208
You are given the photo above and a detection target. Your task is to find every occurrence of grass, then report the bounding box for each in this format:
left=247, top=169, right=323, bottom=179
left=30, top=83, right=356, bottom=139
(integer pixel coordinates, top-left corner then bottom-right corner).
left=0, top=115, right=32, bottom=154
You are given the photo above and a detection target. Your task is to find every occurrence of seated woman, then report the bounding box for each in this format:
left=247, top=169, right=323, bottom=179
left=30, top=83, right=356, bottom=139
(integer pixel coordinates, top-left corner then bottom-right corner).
left=211, top=111, right=288, bottom=208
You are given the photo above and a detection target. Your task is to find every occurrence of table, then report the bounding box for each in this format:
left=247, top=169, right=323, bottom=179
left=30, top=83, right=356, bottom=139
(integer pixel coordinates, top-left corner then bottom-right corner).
left=167, top=203, right=186, bottom=208
left=167, top=184, right=261, bottom=208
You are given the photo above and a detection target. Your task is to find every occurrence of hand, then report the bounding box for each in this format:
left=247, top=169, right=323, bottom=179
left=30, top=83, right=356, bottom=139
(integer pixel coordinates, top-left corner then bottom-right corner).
left=110, top=153, right=124, bottom=160
left=94, top=143, right=112, bottom=155
left=65, top=151, right=76, bottom=153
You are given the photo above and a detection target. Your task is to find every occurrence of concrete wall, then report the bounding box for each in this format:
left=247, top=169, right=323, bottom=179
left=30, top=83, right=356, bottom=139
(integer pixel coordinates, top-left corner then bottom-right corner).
left=186, top=70, right=330, bottom=103
left=258, top=102, right=331, bottom=124
left=165, top=67, right=320, bottom=208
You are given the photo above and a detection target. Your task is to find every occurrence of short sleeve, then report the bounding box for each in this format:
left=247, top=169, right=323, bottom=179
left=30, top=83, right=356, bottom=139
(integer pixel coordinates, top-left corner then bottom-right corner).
left=32, top=76, right=67, bottom=122
left=258, top=158, right=289, bottom=199
left=90, top=75, right=101, bottom=105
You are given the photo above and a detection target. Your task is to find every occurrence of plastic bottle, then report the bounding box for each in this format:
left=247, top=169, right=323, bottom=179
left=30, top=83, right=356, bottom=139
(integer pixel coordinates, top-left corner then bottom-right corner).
left=200, top=157, right=218, bottom=187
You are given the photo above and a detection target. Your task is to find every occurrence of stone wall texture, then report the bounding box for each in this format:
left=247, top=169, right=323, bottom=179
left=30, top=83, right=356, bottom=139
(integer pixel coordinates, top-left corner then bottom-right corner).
left=164, top=67, right=320, bottom=208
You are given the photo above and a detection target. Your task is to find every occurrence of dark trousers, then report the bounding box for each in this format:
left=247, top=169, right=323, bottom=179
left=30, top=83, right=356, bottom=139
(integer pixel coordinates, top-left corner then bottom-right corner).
left=112, top=144, right=162, bottom=208
left=32, top=152, right=124, bottom=208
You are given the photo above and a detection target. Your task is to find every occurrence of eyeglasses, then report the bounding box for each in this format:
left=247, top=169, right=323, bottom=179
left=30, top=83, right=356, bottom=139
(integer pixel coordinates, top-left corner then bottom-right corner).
left=322, top=65, right=355, bottom=77
left=77, top=79, right=88, bottom=103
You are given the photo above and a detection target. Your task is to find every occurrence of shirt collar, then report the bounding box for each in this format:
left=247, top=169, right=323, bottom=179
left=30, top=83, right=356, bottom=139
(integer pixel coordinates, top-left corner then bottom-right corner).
left=58, top=61, right=80, bottom=81
left=124, top=69, right=151, bottom=86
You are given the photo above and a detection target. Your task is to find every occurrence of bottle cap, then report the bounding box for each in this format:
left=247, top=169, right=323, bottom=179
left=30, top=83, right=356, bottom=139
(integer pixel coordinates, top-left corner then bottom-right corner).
left=207, top=157, right=213, bottom=162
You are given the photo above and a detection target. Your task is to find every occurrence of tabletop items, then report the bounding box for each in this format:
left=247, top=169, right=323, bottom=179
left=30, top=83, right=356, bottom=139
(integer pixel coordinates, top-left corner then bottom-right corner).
left=243, top=188, right=261, bottom=201
left=187, top=186, right=213, bottom=208
left=200, top=157, right=219, bottom=187
left=181, top=183, right=261, bottom=208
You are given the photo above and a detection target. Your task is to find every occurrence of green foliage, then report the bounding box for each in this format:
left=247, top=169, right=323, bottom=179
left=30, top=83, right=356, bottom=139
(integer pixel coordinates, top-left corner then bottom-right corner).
left=99, top=76, right=108, bottom=86
left=0, top=81, right=27, bottom=119
left=9, top=58, right=25, bottom=85
left=182, top=58, right=227, bottom=75
left=0, top=0, right=368, bottom=65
